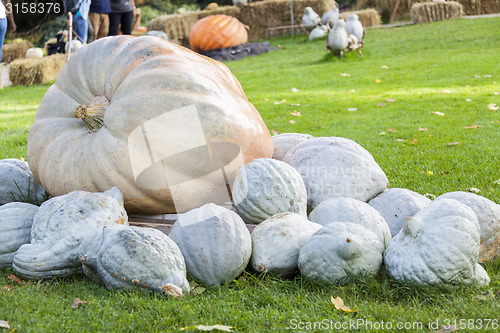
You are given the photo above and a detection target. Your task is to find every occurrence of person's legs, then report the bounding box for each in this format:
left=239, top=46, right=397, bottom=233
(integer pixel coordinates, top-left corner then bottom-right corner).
left=88, top=12, right=101, bottom=41
left=73, top=13, right=88, bottom=43
left=0, top=18, right=7, bottom=63
left=120, top=11, right=133, bottom=35
left=108, top=12, right=120, bottom=36
left=99, top=13, right=109, bottom=39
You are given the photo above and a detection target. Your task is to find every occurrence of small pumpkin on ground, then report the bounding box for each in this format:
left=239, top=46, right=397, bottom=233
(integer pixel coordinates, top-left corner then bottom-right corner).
left=271, top=133, right=313, bottom=161
left=0, top=202, right=39, bottom=268
left=169, top=203, right=251, bottom=285
left=434, top=191, right=500, bottom=264
left=283, top=137, right=389, bottom=209
left=12, top=188, right=128, bottom=279
left=368, top=188, right=431, bottom=237
left=189, top=15, right=248, bottom=52
left=384, top=199, right=489, bottom=286
left=80, top=225, right=190, bottom=296
left=232, top=158, right=308, bottom=224
left=250, top=212, right=322, bottom=277
left=309, top=197, right=391, bottom=247
left=298, top=222, right=384, bottom=284
left=0, top=158, right=47, bottom=205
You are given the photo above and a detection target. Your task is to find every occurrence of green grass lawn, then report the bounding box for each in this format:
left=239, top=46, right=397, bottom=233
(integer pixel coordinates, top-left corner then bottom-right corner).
left=1, top=17, right=500, bottom=332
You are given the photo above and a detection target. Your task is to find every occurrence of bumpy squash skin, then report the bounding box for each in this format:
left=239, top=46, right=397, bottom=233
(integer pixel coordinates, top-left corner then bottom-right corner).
left=368, top=188, right=431, bottom=237
left=0, top=159, right=47, bottom=205
left=232, top=158, right=308, bottom=224
left=283, top=137, right=389, bottom=209
left=169, top=203, right=251, bottom=285
left=298, top=222, right=384, bottom=284
left=309, top=197, right=391, bottom=247
left=384, top=199, right=489, bottom=286
left=12, top=188, right=128, bottom=279
left=27, top=36, right=272, bottom=214
left=250, top=212, right=322, bottom=277
left=80, top=225, right=190, bottom=294
left=0, top=202, right=39, bottom=268
left=435, top=191, right=500, bottom=264
left=271, top=133, right=313, bottom=161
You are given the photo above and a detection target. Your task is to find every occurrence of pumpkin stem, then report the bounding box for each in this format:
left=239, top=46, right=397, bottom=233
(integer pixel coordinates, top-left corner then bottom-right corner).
left=74, top=95, right=110, bottom=133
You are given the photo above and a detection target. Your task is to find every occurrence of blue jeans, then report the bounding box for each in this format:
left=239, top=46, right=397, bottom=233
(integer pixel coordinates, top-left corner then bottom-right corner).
left=0, top=17, right=7, bottom=63
left=73, top=12, right=88, bottom=43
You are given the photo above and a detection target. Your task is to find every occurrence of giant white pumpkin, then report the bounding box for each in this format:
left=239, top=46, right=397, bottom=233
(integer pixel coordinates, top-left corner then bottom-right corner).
left=27, top=35, right=273, bottom=214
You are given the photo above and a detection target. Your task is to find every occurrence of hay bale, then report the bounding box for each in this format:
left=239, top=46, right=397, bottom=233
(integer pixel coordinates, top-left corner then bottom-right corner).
left=1, top=41, right=34, bottom=64
left=8, top=54, right=66, bottom=86
left=147, top=0, right=338, bottom=47
left=339, top=8, right=382, bottom=27
left=411, top=1, right=464, bottom=23
left=456, top=0, right=500, bottom=15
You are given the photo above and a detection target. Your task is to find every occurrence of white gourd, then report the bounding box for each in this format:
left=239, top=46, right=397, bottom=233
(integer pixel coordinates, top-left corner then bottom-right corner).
left=80, top=225, right=190, bottom=295
left=168, top=203, right=251, bottom=285
left=368, top=188, right=431, bottom=237
left=321, top=8, right=339, bottom=25
left=283, top=137, right=389, bottom=209
left=345, top=14, right=364, bottom=42
left=434, top=191, right=500, bottom=263
left=298, top=222, right=384, bottom=284
left=271, top=133, right=313, bottom=161
left=384, top=199, right=489, bottom=286
left=0, top=202, right=39, bottom=268
left=0, top=158, right=47, bottom=205
left=309, top=197, right=391, bottom=247
left=232, top=158, right=307, bottom=224
left=309, top=25, right=329, bottom=41
left=12, top=187, right=128, bottom=279
left=250, top=212, right=322, bottom=277
left=327, top=20, right=349, bottom=54
left=301, top=7, right=321, bottom=31
left=26, top=48, right=44, bottom=58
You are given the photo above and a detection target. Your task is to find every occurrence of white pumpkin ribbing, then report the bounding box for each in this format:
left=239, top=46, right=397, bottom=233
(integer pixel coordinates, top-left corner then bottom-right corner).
left=232, top=158, right=307, bottom=224
left=0, top=158, right=47, bottom=205
left=271, top=133, right=313, bottom=161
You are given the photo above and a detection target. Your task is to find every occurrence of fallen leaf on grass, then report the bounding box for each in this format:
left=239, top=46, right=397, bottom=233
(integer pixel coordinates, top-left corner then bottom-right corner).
left=270, top=129, right=280, bottom=135
left=2, top=285, right=12, bottom=291
left=0, top=320, right=10, bottom=329
left=189, top=281, right=206, bottom=296
left=375, top=79, right=381, bottom=83
left=181, top=325, right=234, bottom=331
left=494, top=92, right=499, bottom=95
left=466, top=99, right=472, bottom=102
left=274, top=99, right=287, bottom=105
left=71, top=298, right=89, bottom=309
left=331, top=296, right=358, bottom=313
left=442, top=89, right=451, bottom=94
left=381, top=65, right=388, bottom=69
left=290, top=111, right=301, bottom=116
left=464, top=125, right=483, bottom=129
left=484, top=74, right=492, bottom=78
left=289, top=120, right=296, bottom=124
left=340, top=73, right=351, bottom=77
left=418, top=127, right=428, bottom=131
left=432, top=111, right=445, bottom=116
left=379, top=132, right=386, bottom=135
left=289, top=103, right=301, bottom=106
left=468, top=187, right=481, bottom=194
left=291, top=88, right=299, bottom=93
left=386, top=99, right=395, bottom=103
left=396, top=139, right=405, bottom=142
left=474, top=75, right=481, bottom=78
left=348, top=89, right=356, bottom=93
left=377, top=102, right=386, bottom=107
left=447, top=141, right=459, bottom=146
left=264, top=97, right=269, bottom=102
left=426, top=170, right=433, bottom=176
left=435, top=324, right=458, bottom=332
left=347, top=108, right=358, bottom=112
left=7, top=275, right=25, bottom=285
left=487, top=103, right=499, bottom=111
left=388, top=128, right=396, bottom=133
left=409, top=138, right=417, bottom=145
left=425, top=193, right=437, bottom=200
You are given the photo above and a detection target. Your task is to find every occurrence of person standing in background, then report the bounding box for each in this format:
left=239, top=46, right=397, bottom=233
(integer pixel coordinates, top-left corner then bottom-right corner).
left=89, top=0, right=111, bottom=40
left=0, top=0, right=16, bottom=63
left=108, top=0, right=136, bottom=36
left=73, top=0, right=92, bottom=43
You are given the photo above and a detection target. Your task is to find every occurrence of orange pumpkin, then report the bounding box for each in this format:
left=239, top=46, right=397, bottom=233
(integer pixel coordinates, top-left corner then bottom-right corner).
left=189, top=15, right=248, bottom=52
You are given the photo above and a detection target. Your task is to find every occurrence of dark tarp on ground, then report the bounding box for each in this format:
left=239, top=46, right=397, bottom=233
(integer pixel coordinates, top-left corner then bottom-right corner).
left=198, top=42, right=278, bottom=61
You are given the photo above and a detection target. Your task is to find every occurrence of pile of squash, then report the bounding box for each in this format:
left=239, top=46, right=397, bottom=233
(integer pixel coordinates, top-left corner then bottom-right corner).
left=1, top=36, right=499, bottom=297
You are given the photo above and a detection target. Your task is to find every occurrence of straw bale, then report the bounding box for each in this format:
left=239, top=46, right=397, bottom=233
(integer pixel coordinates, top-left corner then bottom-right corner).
left=456, top=0, right=500, bottom=15
left=339, top=8, right=382, bottom=27
left=8, top=54, right=66, bottom=86
left=147, top=0, right=338, bottom=47
left=411, top=1, right=464, bottom=23
left=1, top=41, right=34, bottom=64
